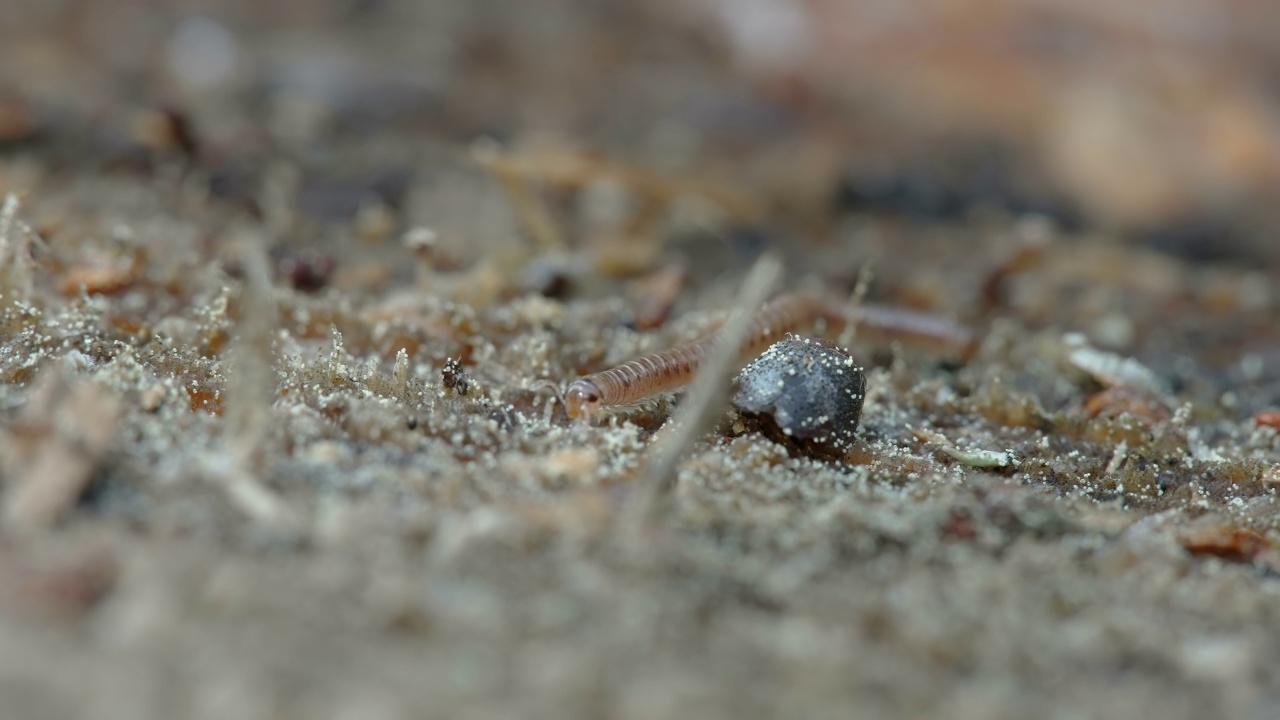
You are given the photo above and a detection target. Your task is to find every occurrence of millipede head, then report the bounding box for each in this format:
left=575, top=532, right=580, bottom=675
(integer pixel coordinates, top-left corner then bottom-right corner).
left=565, top=378, right=605, bottom=421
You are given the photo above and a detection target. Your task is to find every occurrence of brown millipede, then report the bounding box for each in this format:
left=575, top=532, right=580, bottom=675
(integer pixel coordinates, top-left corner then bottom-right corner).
left=564, top=294, right=974, bottom=420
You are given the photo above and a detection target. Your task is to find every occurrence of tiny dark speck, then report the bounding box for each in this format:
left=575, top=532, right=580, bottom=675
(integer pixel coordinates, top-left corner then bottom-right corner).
left=441, top=358, right=470, bottom=396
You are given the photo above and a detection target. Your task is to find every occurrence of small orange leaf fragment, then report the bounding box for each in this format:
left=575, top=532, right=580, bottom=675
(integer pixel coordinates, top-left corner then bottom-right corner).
left=1254, top=411, right=1280, bottom=430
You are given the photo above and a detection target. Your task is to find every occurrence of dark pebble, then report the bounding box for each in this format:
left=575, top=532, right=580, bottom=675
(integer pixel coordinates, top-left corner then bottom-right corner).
left=732, top=337, right=867, bottom=458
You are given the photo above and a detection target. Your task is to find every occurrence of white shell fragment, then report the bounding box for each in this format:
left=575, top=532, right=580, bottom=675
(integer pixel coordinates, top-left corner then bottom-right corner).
left=1064, top=333, right=1166, bottom=397
left=914, top=428, right=1017, bottom=469
left=940, top=446, right=1017, bottom=469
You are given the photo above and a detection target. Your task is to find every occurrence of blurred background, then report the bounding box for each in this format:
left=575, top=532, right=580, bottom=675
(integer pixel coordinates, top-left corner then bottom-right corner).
left=1, top=0, right=1277, bottom=262
left=3, top=6, right=1280, bottom=718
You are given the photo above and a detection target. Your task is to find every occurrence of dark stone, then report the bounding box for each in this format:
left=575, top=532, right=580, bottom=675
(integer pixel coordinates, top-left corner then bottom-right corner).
left=732, top=337, right=867, bottom=458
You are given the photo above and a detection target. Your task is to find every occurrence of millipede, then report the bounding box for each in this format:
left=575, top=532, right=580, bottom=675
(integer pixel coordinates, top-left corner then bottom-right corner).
left=563, top=294, right=975, bottom=421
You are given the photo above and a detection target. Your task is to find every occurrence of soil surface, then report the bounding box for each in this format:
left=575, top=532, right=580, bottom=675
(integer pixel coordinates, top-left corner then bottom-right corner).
left=2, top=2, right=1280, bottom=719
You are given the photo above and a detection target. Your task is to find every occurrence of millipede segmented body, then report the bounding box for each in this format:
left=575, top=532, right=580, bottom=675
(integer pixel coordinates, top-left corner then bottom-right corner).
left=563, top=294, right=973, bottom=421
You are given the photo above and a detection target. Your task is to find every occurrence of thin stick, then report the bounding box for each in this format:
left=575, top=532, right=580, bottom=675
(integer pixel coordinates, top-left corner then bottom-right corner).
left=221, top=236, right=292, bottom=527
left=0, top=193, right=17, bottom=265
left=473, top=141, right=567, bottom=252
left=837, top=261, right=875, bottom=350
left=620, top=253, right=782, bottom=543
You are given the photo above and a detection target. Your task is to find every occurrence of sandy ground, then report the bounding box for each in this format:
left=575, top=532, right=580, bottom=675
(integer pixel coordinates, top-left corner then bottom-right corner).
left=2, top=2, right=1280, bottom=719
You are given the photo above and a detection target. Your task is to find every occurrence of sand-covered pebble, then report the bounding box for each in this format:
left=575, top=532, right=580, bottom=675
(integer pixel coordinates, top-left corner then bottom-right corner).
left=732, top=337, right=866, bottom=457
